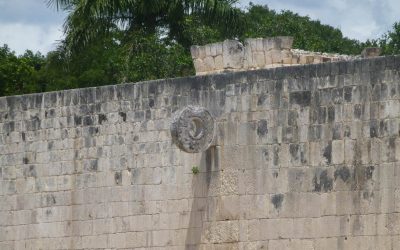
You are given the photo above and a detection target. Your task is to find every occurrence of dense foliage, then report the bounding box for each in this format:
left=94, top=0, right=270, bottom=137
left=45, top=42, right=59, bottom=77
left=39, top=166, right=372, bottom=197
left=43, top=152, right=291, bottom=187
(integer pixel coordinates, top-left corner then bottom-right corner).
left=0, top=45, right=46, bottom=96
left=1, top=3, right=400, bottom=97
left=47, top=0, right=242, bottom=51
left=377, top=22, right=400, bottom=55
left=241, top=4, right=364, bottom=55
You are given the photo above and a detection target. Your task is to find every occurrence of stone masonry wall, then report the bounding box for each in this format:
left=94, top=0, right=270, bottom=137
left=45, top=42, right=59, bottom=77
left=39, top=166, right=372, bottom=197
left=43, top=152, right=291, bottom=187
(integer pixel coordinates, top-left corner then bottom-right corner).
left=190, top=37, right=369, bottom=76
left=1, top=55, right=400, bottom=249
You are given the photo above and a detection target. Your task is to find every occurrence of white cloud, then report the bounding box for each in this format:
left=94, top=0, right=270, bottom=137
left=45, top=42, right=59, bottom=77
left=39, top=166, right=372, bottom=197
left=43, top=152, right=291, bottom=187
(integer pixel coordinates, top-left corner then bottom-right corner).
left=0, top=22, right=64, bottom=55
left=0, top=0, right=66, bottom=54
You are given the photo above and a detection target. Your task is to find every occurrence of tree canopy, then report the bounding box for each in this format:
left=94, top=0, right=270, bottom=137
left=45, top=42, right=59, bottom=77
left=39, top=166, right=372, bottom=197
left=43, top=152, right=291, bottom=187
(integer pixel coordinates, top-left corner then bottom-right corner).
left=1, top=3, right=400, bottom=97
left=377, top=22, right=400, bottom=55
left=241, top=4, right=363, bottom=55
left=47, top=0, right=242, bottom=51
left=0, top=45, right=46, bottom=96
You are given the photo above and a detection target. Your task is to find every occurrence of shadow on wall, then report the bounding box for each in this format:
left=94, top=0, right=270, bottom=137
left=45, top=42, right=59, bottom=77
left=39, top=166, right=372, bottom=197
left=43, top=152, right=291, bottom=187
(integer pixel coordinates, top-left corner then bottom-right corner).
left=185, top=146, right=218, bottom=249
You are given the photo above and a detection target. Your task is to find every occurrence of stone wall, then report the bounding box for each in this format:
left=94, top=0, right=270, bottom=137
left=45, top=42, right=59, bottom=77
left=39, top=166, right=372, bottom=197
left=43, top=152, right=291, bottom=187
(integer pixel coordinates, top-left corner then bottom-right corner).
left=190, top=37, right=371, bottom=75
left=1, top=55, right=400, bottom=250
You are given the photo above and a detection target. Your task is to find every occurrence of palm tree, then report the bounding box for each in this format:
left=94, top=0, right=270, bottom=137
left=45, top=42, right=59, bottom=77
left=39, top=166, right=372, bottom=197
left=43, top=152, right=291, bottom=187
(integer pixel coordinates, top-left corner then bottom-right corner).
left=47, top=0, right=242, bottom=51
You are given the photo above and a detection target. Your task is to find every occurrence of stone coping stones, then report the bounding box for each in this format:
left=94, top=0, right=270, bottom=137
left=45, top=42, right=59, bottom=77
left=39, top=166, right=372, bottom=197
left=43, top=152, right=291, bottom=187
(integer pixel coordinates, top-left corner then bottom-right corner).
left=190, top=36, right=378, bottom=75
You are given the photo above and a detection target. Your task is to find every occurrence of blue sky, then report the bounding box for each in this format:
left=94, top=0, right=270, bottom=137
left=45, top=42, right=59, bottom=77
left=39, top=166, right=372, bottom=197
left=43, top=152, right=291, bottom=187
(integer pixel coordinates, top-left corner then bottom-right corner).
left=1, top=0, right=399, bottom=54
left=0, top=0, right=66, bottom=54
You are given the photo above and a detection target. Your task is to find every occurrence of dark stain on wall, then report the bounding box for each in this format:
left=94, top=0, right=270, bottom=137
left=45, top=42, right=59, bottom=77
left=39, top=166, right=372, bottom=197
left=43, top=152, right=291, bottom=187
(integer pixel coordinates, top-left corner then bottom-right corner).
left=257, top=120, right=268, bottom=137
left=289, top=91, right=311, bottom=107
left=352, top=165, right=375, bottom=191
left=46, top=194, right=56, bottom=206
left=370, top=120, right=379, bottom=138
left=289, top=144, right=299, bottom=161
left=23, top=165, right=36, bottom=178
left=323, top=142, right=332, bottom=164
left=115, top=171, right=122, bottom=185
left=98, top=114, right=107, bottom=124
left=119, top=112, right=127, bottom=122
left=334, top=166, right=351, bottom=183
left=23, top=157, right=29, bottom=164
left=313, top=169, right=333, bottom=192
left=271, top=194, right=284, bottom=209
left=82, top=116, right=93, bottom=126
left=74, top=115, right=82, bottom=126
left=258, top=93, right=268, bottom=106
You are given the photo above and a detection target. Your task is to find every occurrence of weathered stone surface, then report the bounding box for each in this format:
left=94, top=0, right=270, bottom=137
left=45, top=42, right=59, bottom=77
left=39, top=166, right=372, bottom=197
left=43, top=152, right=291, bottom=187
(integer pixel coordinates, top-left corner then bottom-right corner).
left=0, top=55, right=399, bottom=250
left=171, top=106, right=215, bottom=153
left=214, top=55, right=224, bottom=70
left=361, top=47, right=382, bottom=58
left=191, top=37, right=361, bottom=75
left=222, top=40, right=245, bottom=69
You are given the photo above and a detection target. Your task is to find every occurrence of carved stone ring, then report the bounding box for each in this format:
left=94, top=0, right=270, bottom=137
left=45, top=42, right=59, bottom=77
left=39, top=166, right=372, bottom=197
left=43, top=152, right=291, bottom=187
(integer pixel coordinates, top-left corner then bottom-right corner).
left=170, top=106, right=215, bottom=153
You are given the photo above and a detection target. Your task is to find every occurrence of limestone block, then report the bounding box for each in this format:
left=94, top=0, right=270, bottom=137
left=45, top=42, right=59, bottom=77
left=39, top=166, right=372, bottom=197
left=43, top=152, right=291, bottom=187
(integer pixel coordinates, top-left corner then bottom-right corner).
left=292, top=55, right=300, bottom=64
left=204, top=56, right=215, bottom=71
left=313, top=55, right=322, bottom=63
left=81, top=235, right=108, bottom=249
left=281, top=49, right=293, bottom=64
left=299, top=55, right=315, bottom=64
left=193, top=58, right=206, bottom=73
left=223, top=39, right=245, bottom=69
left=109, top=233, right=126, bottom=248
left=265, top=52, right=273, bottom=65
left=314, top=238, right=341, bottom=250
left=263, top=36, right=293, bottom=51
left=269, top=239, right=314, bottom=250
left=322, top=57, right=332, bottom=62
left=214, top=55, right=224, bottom=70
left=190, top=45, right=200, bottom=59
left=217, top=195, right=240, bottom=220
left=205, top=44, right=213, bottom=56
left=263, top=38, right=277, bottom=51
left=243, top=46, right=255, bottom=69
left=215, top=42, right=223, bottom=55
left=245, top=38, right=258, bottom=52
left=204, top=221, right=239, bottom=243
left=240, top=195, right=269, bottom=219
left=361, top=47, right=381, bottom=58
left=279, top=36, right=294, bottom=49
left=269, top=50, right=283, bottom=64
left=306, top=55, right=315, bottom=64
left=198, top=46, right=206, bottom=59
left=253, top=51, right=266, bottom=67
left=220, top=170, right=239, bottom=195
left=152, top=230, right=170, bottom=246
left=332, top=140, right=344, bottom=164
left=241, top=241, right=268, bottom=250
left=299, top=55, right=306, bottom=64
left=256, top=38, right=263, bottom=51
left=210, top=44, right=217, bottom=56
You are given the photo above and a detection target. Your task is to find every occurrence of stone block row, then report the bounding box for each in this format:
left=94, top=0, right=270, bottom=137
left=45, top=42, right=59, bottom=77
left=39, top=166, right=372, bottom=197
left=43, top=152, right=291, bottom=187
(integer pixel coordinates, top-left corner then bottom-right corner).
left=190, top=37, right=372, bottom=75
left=0, top=55, right=399, bottom=249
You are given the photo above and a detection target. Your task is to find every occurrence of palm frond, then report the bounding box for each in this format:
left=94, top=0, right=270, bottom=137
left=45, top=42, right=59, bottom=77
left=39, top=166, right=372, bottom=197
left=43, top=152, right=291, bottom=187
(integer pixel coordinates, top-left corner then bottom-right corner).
left=51, top=0, right=242, bottom=51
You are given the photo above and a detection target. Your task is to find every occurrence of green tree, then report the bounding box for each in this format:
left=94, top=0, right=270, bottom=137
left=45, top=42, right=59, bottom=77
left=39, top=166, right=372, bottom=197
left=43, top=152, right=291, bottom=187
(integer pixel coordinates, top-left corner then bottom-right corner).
left=377, top=22, right=400, bottom=55
left=0, top=45, right=45, bottom=96
left=38, top=33, right=122, bottom=92
left=47, top=0, right=242, bottom=51
left=121, top=30, right=194, bottom=82
left=6, top=2, right=396, bottom=97
left=241, top=4, right=363, bottom=55
left=41, top=0, right=243, bottom=89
